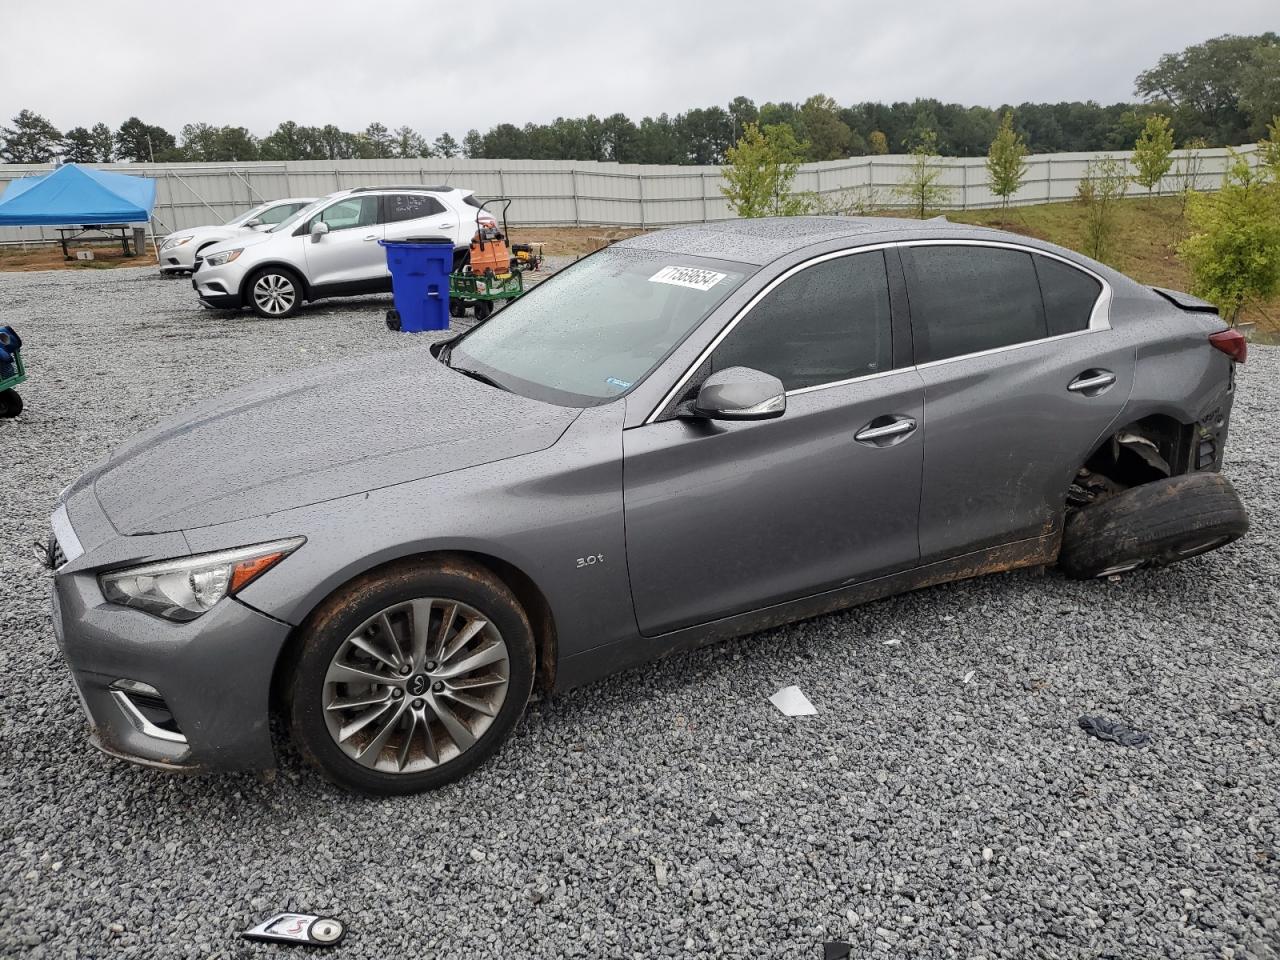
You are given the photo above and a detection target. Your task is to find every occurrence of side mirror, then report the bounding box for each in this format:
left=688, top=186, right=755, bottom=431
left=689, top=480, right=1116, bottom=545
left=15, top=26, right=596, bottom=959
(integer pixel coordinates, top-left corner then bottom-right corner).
left=244, top=217, right=263, bottom=229
left=309, top=221, right=329, bottom=243
left=686, top=366, right=786, bottom=421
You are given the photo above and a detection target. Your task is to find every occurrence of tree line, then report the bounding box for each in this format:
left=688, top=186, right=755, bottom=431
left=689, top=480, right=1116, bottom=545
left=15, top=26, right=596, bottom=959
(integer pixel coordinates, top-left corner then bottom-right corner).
left=0, top=33, right=1275, bottom=167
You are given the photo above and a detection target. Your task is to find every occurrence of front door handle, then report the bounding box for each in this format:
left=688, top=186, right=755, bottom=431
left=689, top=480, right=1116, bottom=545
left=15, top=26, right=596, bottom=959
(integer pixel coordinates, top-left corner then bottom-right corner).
left=438, top=222, right=455, bottom=229
left=855, top=416, right=917, bottom=444
left=1067, top=370, right=1116, bottom=394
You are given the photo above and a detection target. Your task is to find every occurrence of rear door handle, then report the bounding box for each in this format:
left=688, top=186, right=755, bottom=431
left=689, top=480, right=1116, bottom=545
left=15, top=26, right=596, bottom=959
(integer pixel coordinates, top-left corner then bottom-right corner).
left=363, top=234, right=378, bottom=241
left=855, top=416, right=917, bottom=444
left=438, top=222, right=455, bottom=228
left=1067, top=370, right=1116, bottom=394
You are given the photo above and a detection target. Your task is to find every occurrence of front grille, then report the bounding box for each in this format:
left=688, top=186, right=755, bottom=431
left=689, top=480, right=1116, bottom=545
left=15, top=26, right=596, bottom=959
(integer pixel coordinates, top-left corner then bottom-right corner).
left=46, top=532, right=66, bottom=570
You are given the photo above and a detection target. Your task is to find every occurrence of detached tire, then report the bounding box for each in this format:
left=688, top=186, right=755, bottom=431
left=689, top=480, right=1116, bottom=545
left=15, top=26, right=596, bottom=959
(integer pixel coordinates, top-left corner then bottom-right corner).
left=286, top=558, right=535, bottom=795
left=1059, top=472, right=1247, bottom=579
left=0, top=388, right=22, bottom=418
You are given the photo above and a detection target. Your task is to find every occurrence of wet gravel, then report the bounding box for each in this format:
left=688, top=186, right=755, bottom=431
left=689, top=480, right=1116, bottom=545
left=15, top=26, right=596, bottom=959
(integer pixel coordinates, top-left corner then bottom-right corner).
left=1, top=265, right=1278, bottom=960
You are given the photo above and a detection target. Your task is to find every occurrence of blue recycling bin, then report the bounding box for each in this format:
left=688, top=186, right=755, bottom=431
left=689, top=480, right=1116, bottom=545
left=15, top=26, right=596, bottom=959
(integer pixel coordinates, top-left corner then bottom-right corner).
left=379, top=237, right=454, bottom=332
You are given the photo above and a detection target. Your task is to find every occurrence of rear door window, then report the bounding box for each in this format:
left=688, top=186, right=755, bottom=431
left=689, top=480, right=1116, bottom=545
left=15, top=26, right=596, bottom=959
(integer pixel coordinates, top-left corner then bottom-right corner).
left=385, top=193, right=447, bottom=223
left=1034, top=255, right=1102, bottom=336
left=711, top=251, right=893, bottom=391
left=904, top=245, right=1047, bottom=363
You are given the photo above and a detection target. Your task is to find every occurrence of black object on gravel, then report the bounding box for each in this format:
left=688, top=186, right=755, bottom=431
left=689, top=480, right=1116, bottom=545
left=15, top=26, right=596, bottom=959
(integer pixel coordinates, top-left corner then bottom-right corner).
left=1078, top=715, right=1153, bottom=748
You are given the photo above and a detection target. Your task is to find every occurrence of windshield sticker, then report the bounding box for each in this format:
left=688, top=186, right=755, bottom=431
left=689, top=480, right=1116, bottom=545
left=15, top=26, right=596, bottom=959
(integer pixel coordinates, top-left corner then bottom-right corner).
left=605, top=377, right=632, bottom=389
left=648, top=265, right=727, bottom=291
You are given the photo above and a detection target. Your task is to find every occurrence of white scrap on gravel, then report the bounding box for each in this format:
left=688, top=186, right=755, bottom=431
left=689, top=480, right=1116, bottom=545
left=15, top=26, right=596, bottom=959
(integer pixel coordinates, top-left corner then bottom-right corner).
left=769, top=685, right=818, bottom=716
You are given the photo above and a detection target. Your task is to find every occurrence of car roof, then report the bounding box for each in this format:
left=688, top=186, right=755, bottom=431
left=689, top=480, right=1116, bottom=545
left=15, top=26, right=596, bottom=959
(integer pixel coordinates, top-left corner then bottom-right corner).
left=614, top=215, right=1020, bottom=266
left=347, top=184, right=470, bottom=195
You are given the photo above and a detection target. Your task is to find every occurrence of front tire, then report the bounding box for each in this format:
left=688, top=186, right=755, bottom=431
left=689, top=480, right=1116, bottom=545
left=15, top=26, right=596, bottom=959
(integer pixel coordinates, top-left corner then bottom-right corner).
left=287, top=559, right=535, bottom=795
left=1059, top=472, right=1247, bottom=579
left=247, top=267, right=303, bottom=319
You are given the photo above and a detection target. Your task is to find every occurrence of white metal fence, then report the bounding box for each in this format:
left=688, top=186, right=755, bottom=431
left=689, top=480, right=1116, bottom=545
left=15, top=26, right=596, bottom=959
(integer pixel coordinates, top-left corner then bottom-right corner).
left=0, top=145, right=1260, bottom=244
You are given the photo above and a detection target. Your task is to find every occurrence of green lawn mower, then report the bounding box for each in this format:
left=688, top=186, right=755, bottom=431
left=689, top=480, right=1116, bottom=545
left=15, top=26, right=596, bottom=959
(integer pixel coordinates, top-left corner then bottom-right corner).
left=0, top=326, right=26, bottom=418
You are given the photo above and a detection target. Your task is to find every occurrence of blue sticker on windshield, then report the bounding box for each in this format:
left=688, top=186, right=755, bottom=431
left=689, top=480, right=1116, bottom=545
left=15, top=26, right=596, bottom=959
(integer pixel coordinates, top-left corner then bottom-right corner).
left=606, top=377, right=632, bottom=389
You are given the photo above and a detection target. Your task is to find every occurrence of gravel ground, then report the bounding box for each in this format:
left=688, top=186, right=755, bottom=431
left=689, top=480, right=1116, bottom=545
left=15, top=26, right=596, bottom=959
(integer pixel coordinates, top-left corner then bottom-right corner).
left=1, top=266, right=1277, bottom=960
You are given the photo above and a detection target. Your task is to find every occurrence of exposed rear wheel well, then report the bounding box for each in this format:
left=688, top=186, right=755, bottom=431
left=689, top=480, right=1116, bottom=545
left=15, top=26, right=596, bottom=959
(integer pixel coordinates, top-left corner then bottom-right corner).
left=1068, top=414, right=1196, bottom=514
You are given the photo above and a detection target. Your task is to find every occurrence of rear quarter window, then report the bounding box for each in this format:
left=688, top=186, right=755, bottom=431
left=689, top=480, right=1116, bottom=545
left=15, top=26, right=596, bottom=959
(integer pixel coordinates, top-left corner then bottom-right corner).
left=1034, top=255, right=1102, bottom=335
left=906, top=245, right=1047, bottom=363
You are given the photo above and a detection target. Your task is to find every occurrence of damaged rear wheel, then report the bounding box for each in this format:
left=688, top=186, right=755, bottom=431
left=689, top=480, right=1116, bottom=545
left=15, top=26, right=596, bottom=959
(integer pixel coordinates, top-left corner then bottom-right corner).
left=1059, top=472, right=1248, bottom=580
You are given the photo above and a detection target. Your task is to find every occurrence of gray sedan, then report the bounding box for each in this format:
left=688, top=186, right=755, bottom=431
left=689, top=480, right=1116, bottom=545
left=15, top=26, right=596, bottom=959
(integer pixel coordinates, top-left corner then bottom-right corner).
left=49, top=217, right=1248, bottom=794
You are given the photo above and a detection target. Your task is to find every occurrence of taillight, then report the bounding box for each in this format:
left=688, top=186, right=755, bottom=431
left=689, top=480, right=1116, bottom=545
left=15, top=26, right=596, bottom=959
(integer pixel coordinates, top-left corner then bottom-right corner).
left=1209, top=329, right=1247, bottom=364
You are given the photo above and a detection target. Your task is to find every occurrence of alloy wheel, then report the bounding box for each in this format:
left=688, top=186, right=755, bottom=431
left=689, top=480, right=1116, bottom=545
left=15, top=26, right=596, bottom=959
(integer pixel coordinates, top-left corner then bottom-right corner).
left=321, top=599, right=510, bottom=774
left=253, top=273, right=297, bottom=315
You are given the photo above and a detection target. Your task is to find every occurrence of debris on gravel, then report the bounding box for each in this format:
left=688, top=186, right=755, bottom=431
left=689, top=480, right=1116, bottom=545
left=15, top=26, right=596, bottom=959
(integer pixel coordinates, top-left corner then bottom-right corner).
left=1, top=266, right=1278, bottom=960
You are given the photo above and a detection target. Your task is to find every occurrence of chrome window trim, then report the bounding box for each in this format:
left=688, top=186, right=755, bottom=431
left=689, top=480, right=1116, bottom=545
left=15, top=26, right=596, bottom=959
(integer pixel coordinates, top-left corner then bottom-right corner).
left=643, top=238, right=1113, bottom=423
left=49, top=503, right=83, bottom=568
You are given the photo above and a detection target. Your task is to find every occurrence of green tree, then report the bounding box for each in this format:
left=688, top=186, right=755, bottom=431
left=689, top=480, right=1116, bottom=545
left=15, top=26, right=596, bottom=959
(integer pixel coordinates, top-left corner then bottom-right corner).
left=1240, top=47, right=1280, bottom=136
left=359, top=122, right=395, bottom=159
left=1178, top=152, right=1280, bottom=321
left=433, top=132, right=460, bottom=158
left=894, top=131, right=950, bottom=218
left=0, top=109, right=63, bottom=162
left=89, top=122, right=114, bottom=161
left=115, top=117, right=177, bottom=162
left=1258, top=116, right=1280, bottom=177
left=985, top=112, right=1028, bottom=208
left=720, top=123, right=812, bottom=217
left=393, top=125, right=429, bottom=158
left=462, top=129, right=484, bottom=158
left=62, top=126, right=99, bottom=164
left=867, top=130, right=889, bottom=155
left=1175, top=135, right=1210, bottom=215
left=797, top=94, right=853, bottom=160
left=1135, top=33, right=1280, bottom=144
left=1131, top=114, right=1176, bottom=195
left=1076, top=155, right=1130, bottom=262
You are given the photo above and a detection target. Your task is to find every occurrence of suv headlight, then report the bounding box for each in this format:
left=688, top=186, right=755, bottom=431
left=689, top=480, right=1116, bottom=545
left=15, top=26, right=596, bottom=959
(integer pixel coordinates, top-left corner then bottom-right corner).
left=161, top=236, right=192, bottom=250
left=99, top=538, right=304, bottom=622
left=204, top=248, right=242, bottom=266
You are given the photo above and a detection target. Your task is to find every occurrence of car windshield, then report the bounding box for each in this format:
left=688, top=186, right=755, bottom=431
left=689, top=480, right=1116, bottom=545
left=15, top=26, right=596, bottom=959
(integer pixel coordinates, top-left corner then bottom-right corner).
left=448, top=248, right=751, bottom=406
left=269, top=196, right=331, bottom=233
left=224, top=202, right=271, bottom=227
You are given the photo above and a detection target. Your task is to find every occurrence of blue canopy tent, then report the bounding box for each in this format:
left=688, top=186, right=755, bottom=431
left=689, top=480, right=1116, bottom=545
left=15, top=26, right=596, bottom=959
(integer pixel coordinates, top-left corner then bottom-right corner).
left=0, top=164, right=158, bottom=258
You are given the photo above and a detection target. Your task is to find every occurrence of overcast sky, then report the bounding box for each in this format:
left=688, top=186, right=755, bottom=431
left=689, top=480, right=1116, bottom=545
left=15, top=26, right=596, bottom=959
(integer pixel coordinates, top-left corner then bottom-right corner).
left=2, top=0, right=1275, bottom=138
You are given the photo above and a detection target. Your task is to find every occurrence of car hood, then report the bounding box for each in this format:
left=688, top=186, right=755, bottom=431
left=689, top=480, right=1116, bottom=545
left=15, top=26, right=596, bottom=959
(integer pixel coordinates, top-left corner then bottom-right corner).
left=201, top=231, right=278, bottom=257
left=93, top=347, right=581, bottom=534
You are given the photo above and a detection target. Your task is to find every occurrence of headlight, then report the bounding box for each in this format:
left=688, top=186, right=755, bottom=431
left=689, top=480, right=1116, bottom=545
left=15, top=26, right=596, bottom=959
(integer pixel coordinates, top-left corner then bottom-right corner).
left=161, top=236, right=193, bottom=250
left=204, top=248, right=242, bottom=266
left=99, top=538, right=304, bottom=622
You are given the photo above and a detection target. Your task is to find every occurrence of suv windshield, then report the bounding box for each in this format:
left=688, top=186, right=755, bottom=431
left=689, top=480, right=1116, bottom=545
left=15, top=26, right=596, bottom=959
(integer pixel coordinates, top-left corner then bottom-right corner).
left=270, top=196, right=331, bottom=233
left=225, top=202, right=271, bottom=227
left=448, top=248, right=751, bottom=406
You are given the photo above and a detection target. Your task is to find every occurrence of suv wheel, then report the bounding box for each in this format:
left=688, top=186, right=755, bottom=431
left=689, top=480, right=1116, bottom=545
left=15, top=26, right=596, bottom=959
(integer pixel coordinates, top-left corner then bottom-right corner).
left=248, top=267, right=302, bottom=319
left=287, top=559, right=535, bottom=795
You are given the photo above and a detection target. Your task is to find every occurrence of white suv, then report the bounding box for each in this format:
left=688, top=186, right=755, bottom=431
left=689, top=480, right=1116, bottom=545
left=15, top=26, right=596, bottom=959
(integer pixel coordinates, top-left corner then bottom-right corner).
left=159, top=198, right=316, bottom=275
left=191, top=186, right=493, bottom=318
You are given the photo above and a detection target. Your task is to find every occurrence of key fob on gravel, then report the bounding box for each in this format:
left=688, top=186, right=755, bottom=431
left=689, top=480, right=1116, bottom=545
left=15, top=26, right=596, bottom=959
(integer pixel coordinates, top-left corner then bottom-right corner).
left=243, top=913, right=346, bottom=947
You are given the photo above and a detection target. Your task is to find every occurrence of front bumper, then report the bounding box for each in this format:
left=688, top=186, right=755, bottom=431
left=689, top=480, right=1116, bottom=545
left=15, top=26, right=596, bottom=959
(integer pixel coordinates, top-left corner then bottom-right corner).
left=51, top=495, right=292, bottom=772
left=159, top=241, right=197, bottom=273
left=191, top=261, right=246, bottom=310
